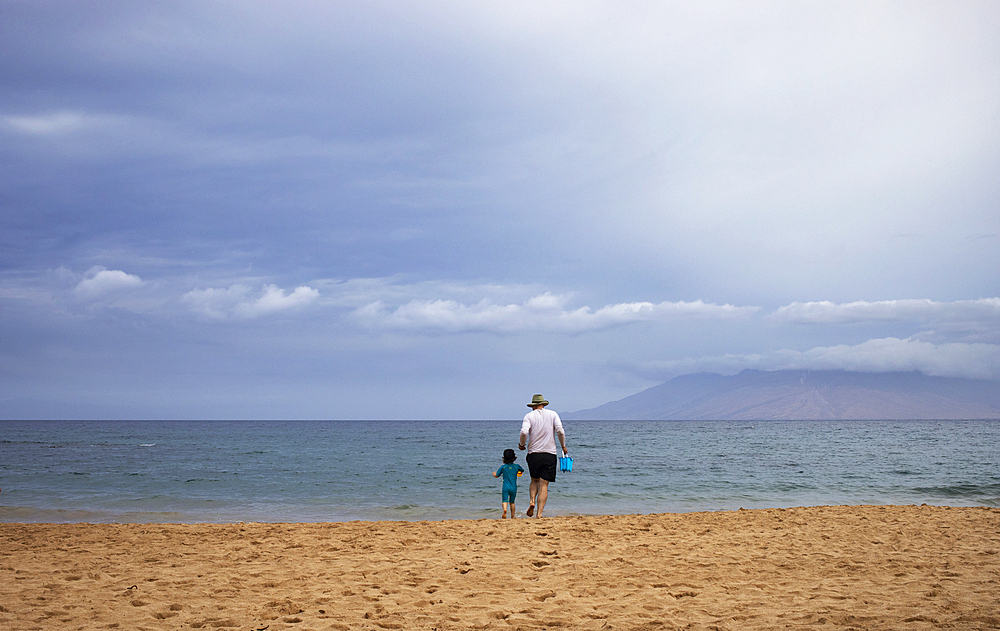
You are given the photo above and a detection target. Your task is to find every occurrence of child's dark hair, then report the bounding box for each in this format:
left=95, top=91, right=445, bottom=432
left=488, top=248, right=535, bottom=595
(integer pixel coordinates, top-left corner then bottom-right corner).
left=502, top=448, right=516, bottom=463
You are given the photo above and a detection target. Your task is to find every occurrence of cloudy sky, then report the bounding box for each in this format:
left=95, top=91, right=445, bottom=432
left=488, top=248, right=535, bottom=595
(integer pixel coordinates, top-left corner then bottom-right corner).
left=2, top=1, right=998, bottom=419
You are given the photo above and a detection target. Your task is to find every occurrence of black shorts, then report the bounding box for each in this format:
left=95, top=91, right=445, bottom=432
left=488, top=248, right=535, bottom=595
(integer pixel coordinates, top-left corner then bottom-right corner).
left=526, top=452, right=557, bottom=482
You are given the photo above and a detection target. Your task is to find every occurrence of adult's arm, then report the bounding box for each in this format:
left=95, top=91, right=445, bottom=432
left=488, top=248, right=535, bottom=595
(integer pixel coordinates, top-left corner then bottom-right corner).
left=554, top=415, right=567, bottom=455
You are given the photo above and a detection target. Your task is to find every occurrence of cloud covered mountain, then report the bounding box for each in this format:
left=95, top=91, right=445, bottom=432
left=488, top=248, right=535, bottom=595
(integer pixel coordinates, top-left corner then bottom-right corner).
left=565, top=370, right=1000, bottom=420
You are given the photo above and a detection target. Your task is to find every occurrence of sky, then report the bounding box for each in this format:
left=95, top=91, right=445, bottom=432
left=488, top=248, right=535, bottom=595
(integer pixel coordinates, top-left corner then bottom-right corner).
left=2, top=1, right=999, bottom=420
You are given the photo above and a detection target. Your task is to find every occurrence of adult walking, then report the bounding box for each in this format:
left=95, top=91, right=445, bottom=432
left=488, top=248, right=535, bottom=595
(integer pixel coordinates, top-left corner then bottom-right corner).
left=518, top=394, right=567, bottom=518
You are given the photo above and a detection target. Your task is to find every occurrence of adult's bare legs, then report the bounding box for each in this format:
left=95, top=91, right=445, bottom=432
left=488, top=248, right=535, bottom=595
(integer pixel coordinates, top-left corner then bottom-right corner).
left=527, top=478, right=538, bottom=516
left=535, top=478, right=550, bottom=517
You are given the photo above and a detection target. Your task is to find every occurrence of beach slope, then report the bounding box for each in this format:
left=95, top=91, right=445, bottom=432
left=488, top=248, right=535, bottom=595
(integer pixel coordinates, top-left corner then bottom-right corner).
left=1, top=505, right=998, bottom=630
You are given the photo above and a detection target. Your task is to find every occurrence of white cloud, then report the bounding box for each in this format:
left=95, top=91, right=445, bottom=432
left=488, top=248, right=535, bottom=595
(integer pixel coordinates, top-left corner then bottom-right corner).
left=183, top=284, right=319, bottom=319
left=182, top=284, right=251, bottom=320
left=314, top=278, right=558, bottom=311
left=769, top=298, right=1000, bottom=343
left=74, top=268, right=144, bottom=299
left=234, top=284, right=319, bottom=318
left=4, top=112, right=88, bottom=135
left=352, top=293, right=760, bottom=334
left=638, top=337, right=1000, bottom=382
left=771, top=297, right=1000, bottom=324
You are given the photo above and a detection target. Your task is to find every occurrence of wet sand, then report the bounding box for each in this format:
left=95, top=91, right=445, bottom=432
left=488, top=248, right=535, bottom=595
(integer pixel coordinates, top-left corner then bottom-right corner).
left=1, top=505, right=998, bottom=630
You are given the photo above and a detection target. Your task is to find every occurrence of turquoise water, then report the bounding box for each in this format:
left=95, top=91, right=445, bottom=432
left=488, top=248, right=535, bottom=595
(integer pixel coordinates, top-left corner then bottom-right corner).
left=1, top=419, right=997, bottom=523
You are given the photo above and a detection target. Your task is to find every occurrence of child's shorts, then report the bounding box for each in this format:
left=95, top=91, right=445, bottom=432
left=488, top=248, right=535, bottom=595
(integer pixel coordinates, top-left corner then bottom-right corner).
left=502, top=488, right=517, bottom=503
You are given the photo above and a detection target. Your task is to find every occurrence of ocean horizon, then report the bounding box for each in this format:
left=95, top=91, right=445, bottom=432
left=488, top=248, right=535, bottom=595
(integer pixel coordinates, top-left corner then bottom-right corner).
left=2, top=419, right=997, bottom=524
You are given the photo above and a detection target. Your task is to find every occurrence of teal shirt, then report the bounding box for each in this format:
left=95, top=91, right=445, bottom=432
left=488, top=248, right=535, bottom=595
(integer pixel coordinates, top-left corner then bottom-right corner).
left=495, top=463, right=524, bottom=493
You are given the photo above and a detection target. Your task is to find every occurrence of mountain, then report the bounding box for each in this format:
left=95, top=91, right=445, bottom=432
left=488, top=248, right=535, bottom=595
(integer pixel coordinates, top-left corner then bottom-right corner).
left=565, top=370, right=1000, bottom=420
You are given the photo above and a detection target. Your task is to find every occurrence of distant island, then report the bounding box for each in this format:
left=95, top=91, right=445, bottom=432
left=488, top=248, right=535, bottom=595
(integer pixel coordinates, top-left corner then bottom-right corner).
left=565, top=370, right=1000, bottom=420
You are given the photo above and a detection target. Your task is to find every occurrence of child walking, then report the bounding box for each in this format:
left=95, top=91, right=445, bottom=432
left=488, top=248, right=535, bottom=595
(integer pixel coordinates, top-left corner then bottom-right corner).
left=492, top=448, right=524, bottom=519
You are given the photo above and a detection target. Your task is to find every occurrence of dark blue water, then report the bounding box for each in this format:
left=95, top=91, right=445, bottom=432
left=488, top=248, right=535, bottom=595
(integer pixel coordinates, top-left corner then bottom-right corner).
left=1, top=420, right=997, bottom=523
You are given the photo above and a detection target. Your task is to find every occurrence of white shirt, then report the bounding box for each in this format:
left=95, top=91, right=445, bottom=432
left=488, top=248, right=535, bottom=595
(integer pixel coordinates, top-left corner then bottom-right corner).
left=520, top=408, right=565, bottom=455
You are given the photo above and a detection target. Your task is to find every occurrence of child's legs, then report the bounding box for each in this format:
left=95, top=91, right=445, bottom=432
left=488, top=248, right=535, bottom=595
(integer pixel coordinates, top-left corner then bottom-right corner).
left=502, top=488, right=515, bottom=518
left=501, top=501, right=509, bottom=518
left=502, top=487, right=517, bottom=518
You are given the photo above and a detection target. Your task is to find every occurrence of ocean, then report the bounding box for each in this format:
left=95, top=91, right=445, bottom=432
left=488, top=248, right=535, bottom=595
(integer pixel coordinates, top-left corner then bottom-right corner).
left=1, top=419, right=997, bottom=523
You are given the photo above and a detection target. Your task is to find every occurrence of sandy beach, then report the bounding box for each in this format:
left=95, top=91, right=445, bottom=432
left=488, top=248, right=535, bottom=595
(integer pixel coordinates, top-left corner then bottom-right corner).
left=1, top=505, right=997, bottom=630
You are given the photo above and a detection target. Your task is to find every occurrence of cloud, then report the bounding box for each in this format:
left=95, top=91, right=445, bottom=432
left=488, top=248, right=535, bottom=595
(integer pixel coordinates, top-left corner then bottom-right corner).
left=3, top=112, right=91, bottom=135
left=181, top=284, right=251, bottom=320
left=235, top=284, right=319, bottom=318
left=769, top=298, right=1000, bottom=343
left=74, top=268, right=144, bottom=299
left=3, top=2, right=999, bottom=419
left=183, top=284, right=319, bottom=319
left=352, top=293, right=759, bottom=334
left=771, top=298, right=1000, bottom=324
left=636, top=337, right=1000, bottom=382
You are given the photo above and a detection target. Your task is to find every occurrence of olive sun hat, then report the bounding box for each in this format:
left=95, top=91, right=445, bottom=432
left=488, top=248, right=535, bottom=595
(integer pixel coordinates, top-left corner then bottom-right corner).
left=527, top=394, right=549, bottom=407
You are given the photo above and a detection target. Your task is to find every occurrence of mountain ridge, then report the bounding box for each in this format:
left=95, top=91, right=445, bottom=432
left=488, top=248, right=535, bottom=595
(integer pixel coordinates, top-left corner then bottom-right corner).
left=565, top=370, right=1000, bottom=420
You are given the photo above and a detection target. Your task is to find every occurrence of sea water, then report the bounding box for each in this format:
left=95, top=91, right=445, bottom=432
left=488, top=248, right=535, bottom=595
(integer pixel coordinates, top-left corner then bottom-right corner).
left=1, top=419, right=997, bottom=523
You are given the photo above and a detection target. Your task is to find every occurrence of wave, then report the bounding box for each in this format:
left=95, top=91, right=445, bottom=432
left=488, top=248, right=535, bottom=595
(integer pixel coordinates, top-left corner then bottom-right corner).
left=912, top=483, right=1000, bottom=499
left=0, top=505, right=195, bottom=524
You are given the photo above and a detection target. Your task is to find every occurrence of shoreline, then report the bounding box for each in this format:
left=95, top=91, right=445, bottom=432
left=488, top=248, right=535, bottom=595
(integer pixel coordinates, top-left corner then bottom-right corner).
left=2, top=505, right=999, bottom=630
left=4, top=499, right=997, bottom=526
